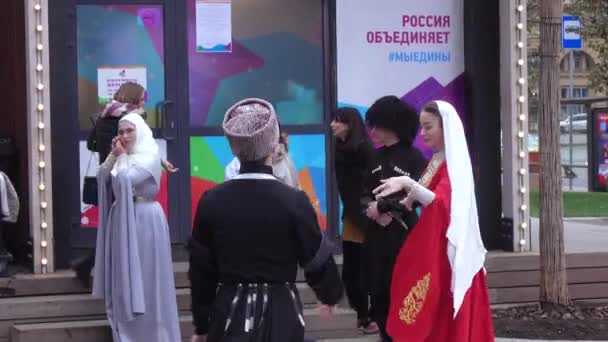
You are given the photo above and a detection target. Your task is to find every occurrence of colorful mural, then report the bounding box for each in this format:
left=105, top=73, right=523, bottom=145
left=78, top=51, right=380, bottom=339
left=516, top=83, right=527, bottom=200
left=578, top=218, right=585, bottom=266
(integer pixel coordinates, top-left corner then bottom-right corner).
left=186, top=0, right=324, bottom=126
left=190, top=134, right=328, bottom=230
left=76, top=5, right=165, bottom=129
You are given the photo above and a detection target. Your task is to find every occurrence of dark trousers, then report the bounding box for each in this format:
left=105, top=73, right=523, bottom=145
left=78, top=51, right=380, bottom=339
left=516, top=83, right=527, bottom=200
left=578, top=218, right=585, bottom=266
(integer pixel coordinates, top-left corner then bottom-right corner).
left=366, top=225, right=407, bottom=341
left=341, top=241, right=370, bottom=321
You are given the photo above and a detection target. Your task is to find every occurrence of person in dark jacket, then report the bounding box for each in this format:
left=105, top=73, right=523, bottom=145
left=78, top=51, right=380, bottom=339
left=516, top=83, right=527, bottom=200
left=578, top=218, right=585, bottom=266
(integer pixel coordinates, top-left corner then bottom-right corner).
left=74, top=82, right=178, bottom=287
left=189, top=98, right=343, bottom=342
left=362, top=95, right=428, bottom=342
left=330, top=107, right=378, bottom=334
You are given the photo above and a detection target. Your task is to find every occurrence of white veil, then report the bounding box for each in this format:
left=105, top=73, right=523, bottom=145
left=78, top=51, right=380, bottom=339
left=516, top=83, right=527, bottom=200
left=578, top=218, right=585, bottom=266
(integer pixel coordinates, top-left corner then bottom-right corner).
left=111, top=113, right=160, bottom=183
left=436, top=100, right=487, bottom=317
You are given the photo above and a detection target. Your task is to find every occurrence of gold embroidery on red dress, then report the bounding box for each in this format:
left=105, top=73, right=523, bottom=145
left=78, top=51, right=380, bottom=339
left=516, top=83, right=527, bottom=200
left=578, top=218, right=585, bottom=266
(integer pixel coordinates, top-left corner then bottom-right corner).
left=399, top=273, right=431, bottom=325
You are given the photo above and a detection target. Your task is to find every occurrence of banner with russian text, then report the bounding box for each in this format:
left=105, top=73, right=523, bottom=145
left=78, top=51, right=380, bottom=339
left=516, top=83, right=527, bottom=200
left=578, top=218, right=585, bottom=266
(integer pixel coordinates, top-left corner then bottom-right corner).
left=336, top=0, right=465, bottom=157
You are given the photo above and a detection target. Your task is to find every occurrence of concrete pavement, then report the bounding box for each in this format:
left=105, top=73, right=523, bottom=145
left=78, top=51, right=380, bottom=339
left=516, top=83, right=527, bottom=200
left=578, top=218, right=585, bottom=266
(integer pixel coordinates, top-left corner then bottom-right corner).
left=528, top=217, right=608, bottom=253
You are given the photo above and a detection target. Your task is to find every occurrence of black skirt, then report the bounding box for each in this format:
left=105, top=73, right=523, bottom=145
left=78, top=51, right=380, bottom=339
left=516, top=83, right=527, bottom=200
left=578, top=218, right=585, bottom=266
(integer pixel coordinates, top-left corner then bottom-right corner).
left=207, top=283, right=306, bottom=342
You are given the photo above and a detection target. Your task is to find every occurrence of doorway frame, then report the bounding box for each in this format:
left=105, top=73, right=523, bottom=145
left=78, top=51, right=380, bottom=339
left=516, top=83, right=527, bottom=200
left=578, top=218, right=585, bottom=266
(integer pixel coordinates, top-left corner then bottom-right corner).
left=49, top=0, right=193, bottom=268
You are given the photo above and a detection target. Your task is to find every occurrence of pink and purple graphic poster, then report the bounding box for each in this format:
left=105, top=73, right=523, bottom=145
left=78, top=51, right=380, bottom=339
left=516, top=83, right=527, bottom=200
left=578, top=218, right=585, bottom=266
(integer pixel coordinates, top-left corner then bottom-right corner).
left=596, top=112, right=608, bottom=186
left=336, top=0, right=466, bottom=158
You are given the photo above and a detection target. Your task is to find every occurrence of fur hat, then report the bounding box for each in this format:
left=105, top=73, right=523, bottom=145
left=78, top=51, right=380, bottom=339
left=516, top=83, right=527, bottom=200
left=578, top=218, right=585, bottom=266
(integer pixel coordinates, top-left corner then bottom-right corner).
left=223, top=98, right=280, bottom=162
left=365, top=95, right=420, bottom=147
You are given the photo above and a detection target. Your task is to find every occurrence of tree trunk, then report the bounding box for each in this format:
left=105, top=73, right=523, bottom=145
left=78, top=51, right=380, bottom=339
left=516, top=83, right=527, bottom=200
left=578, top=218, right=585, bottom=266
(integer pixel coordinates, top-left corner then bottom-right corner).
left=538, top=0, right=570, bottom=307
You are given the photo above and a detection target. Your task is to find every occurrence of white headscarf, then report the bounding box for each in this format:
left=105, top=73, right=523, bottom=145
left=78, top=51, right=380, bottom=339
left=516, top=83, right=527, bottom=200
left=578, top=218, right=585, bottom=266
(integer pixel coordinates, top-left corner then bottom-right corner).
left=435, top=100, right=487, bottom=317
left=111, top=113, right=159, bottom=182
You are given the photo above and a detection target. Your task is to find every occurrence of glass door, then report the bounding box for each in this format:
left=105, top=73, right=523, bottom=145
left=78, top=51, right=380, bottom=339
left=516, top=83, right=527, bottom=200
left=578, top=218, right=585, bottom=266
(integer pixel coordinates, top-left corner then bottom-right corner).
left=71, top=0, right=187, bottom=247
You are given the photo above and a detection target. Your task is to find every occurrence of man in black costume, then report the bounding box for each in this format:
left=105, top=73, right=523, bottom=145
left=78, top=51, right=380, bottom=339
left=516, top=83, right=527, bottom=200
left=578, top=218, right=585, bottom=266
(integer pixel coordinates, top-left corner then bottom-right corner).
left=362, top=95, right=428, bottom=341
left=189, top=98, right=343, bottom=342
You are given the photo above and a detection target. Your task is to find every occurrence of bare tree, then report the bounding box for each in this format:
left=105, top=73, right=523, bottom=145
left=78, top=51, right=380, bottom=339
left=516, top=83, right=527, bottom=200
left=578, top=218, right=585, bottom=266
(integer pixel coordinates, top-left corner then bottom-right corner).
left=538, top=0, right=571, bottom=307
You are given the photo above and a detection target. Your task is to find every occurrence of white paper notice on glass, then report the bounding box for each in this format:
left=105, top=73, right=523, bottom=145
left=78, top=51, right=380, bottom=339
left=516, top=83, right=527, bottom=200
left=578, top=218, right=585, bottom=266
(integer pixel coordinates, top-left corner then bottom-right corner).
left=97, top=66, right=147, bottom=104
left=196, top=0, right=232, bottom=53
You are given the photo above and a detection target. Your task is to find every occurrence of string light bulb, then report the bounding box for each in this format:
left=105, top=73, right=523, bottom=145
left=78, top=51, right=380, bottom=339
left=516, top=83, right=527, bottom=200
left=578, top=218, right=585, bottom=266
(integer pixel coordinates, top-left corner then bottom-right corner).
left=513, top=1, right=528, bottom=252
left=32, top=0, right=54, bottom=273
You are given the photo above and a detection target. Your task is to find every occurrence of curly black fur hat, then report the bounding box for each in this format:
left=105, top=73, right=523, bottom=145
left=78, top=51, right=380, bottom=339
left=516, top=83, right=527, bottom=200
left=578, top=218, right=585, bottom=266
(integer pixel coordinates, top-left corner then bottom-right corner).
left=365, top=95, right=420, bottom=147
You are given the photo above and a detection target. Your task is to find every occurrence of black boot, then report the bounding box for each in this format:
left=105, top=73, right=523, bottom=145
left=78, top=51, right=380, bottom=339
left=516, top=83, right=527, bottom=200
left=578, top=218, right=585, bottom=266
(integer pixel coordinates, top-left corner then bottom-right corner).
left=72, top=253, right=94, bottom=288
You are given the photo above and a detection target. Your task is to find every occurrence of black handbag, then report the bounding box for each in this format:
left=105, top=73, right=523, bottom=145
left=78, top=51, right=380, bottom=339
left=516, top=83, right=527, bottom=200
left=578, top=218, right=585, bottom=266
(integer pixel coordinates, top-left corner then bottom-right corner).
left=82, top=152, right=98, bottom=206
left=86, top=128, right=97, bottom=152
left=86, top=113, right=99, bottom=152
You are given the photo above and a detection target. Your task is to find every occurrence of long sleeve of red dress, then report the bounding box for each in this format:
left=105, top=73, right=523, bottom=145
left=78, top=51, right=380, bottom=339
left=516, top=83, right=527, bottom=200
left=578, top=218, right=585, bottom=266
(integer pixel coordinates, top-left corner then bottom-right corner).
left=386, top=164, right=495, bottom=342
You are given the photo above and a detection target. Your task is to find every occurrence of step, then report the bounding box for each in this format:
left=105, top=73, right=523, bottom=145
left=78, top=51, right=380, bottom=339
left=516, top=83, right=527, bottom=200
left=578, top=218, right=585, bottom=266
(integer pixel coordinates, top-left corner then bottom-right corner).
left=0, top=283, right=337, bottom=321
left=4, top=252, right=590, bottom=304
left=0, top=262, right=342, bottom=297
left=11, top=308, right=359, bottom=342
left=0, top=283, right=350, bottom=339
left=0, top=288, right=191, bottom=321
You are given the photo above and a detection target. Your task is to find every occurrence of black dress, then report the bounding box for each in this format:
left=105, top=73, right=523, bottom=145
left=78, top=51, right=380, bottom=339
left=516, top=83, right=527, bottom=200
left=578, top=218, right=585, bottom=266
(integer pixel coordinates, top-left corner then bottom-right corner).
left=189, top=163, right=343, bottom=342
left=362, top=141, right=427, bottom=341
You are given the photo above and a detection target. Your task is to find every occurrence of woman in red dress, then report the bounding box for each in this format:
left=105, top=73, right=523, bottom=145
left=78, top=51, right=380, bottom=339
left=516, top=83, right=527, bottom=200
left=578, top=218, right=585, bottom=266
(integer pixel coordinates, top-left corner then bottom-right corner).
left=373, top=100, right=495, bottom=341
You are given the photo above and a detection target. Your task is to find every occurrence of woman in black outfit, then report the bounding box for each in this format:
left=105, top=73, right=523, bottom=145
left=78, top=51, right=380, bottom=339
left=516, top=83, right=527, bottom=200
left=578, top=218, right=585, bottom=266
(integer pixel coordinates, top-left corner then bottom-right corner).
left=330, top=107, right=378, bottom=334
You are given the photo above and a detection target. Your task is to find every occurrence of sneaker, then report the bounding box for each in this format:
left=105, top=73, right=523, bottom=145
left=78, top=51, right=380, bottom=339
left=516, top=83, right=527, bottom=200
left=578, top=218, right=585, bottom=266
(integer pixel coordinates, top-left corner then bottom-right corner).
left=358, top=319, right=379, bottom=335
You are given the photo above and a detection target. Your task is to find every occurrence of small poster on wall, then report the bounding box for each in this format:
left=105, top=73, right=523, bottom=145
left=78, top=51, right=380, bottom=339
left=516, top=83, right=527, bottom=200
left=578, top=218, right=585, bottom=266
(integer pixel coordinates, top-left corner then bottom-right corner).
left=195, top=0, right=232, bottom=53
left=596, top=112, right=608, bottom=188
left=97, top=66, right=147, bottom=104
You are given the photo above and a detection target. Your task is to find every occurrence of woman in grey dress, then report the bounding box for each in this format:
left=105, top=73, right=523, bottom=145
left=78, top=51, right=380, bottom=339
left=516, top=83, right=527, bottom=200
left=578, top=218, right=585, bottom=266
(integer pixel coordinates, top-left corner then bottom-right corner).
left=92, top=113, right=182, bottom=341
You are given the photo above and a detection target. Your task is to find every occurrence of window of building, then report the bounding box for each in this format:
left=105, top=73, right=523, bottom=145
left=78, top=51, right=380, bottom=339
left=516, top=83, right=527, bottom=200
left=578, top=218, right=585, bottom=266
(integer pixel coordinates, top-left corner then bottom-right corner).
left=560, top=51, right=595, bottom=73
left=560, top=86, right=588, bottom=99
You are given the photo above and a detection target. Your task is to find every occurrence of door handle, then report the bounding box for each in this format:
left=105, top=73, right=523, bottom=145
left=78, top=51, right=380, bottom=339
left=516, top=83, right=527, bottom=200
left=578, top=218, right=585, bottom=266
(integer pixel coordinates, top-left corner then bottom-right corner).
left=158, top=100, right=176, bottom=142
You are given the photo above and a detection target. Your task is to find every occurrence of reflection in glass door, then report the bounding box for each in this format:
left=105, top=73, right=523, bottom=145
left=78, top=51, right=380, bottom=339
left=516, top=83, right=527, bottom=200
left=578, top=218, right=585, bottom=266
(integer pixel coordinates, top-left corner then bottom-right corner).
left=74, top=3, right=183, bottom=244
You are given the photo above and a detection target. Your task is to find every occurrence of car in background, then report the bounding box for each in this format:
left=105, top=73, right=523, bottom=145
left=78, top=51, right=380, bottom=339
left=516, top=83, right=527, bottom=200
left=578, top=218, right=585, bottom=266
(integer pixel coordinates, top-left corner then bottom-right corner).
left=560, top=113, right=587, bottom=133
